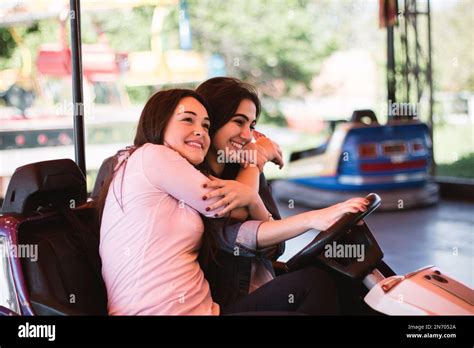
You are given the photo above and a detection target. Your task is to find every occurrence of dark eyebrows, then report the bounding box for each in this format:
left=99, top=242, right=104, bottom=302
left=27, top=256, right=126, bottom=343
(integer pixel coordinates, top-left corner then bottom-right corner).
left=178, top=111, right=197, bottom=116
left=233, top=113, right=256, bottom=124
left=178, top=111, right=210, bottom=123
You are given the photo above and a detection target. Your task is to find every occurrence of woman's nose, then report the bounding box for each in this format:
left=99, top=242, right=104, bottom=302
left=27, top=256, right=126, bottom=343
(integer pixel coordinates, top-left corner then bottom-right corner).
left=194, top=125, right=206, bottom=137
left=240, top=127, right=252, bottom=141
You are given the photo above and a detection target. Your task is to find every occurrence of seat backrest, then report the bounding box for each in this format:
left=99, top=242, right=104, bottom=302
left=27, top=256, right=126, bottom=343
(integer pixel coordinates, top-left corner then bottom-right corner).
left=2, top=159, right=87, bottom=214
left=2, top=159, right=107, bottom=315
left=91, top=156, right=114, bottom=200
left=18, top=206, right=108, bottom=315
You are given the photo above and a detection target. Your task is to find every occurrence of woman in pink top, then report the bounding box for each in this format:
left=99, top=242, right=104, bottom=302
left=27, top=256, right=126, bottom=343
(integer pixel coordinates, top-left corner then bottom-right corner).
left=98, top=89, right=245, bottom=315
left=98, top=88, right=367, bottom=315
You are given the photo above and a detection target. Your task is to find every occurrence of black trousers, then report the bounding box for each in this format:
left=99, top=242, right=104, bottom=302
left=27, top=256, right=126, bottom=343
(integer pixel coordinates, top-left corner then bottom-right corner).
left=221, top=267, right=339, bottom=315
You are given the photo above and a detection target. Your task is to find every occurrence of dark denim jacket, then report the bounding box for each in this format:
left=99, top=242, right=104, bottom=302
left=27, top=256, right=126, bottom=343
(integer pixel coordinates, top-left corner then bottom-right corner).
left=201, top=172, right=285, bottom=307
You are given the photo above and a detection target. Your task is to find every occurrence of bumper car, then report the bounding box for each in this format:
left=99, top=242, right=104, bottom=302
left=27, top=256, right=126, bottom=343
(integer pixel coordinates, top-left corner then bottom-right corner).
left=0, top=159, right=107, bottom=315
left=0, top=159, right=471, bottom=316
left=285, top=193, right=473, bottom=315
left=272, top=110, right=439, bottom=210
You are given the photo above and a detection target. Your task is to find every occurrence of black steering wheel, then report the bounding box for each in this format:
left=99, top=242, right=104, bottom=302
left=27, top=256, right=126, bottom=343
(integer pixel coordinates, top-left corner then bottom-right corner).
left=286, top=193, right=382, bottom=275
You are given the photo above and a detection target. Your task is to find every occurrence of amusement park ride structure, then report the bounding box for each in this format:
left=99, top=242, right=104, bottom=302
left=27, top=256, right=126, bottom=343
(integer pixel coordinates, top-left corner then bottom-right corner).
left=0, top=0, right=213, bottom=195
left=271, top=0, right=439, bottom=210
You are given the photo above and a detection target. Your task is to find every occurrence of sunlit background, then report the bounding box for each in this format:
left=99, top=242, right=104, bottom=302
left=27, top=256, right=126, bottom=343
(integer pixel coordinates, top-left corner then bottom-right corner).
left=0, top=0, right=473, bottom=197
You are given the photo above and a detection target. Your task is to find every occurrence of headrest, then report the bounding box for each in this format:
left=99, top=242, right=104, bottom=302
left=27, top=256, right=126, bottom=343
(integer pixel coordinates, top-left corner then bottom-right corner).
left=1, top=159, right=87, bottom=214
left=350, top=109, right=379, bottom=125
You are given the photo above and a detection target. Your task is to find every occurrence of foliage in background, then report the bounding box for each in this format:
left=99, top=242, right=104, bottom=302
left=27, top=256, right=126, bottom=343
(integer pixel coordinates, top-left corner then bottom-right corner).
left=0, top=28, right=16, bottom=59
left=2, top=1, right=472, bottom=94
left=433, top=123, right=474, bottom=164
left=259, top=107, right=288, bottom=128
left=125, top=86, right=156, bottom=105
left=90, top=1, right=358, bottom=121
left=187, top=0, right=357, bottom=97
left=432, top=0, right=474, bottom=92
left=0, top=21, right=55, bottom=71
left=437, top=153, right=474, bottom=179
left=0, top=1, right=472, bottom=131
left=86, top=6, right=154, bottom=52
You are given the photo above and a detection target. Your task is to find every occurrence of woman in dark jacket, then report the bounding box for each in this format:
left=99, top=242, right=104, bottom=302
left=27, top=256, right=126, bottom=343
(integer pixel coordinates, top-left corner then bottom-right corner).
left=196, top=77, right=395, bottom=314
left=195, top=77, right=285, bottom=306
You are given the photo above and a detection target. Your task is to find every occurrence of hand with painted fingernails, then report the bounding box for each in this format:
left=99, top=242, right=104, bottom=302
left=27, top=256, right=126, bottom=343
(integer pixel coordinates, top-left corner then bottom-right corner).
left=308, top=197, right=369, bottom=231
left=252, top=131, right=284, bottom=171
left=202, top=175, right=259, bottom=217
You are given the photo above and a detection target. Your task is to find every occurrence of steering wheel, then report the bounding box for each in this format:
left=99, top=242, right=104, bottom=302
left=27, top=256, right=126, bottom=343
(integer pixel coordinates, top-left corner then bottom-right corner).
left=286, top=193, right=382, bottom=274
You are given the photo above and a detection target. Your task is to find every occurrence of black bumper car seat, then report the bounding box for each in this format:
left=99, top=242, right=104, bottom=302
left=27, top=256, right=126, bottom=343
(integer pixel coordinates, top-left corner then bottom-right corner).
left=2, top=159, right=108, bottom=315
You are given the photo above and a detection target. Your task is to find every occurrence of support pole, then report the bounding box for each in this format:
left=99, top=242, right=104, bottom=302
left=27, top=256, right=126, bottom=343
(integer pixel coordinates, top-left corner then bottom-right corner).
left=69, top=0, right=86, bottom=177
left=387, top=25, right=396, bottom=110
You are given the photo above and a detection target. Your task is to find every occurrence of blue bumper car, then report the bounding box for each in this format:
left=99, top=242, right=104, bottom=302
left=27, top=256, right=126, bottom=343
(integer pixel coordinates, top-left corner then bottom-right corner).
left=272, top=110, right=439, bottom=210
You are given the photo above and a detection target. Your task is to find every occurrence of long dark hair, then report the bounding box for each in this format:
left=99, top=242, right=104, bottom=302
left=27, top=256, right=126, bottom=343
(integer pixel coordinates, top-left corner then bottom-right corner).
left=196, top=77, right=261, bottom=141
left=196, top=77, right=261, bottom=180
left=96, top=88, right=218, bottom=264
left=196, top=77, right=262, bottom=269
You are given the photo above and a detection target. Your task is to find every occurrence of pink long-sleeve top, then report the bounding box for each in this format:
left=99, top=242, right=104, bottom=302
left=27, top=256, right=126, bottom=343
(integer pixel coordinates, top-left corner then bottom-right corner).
left=99, top=143, right=227, bottom=315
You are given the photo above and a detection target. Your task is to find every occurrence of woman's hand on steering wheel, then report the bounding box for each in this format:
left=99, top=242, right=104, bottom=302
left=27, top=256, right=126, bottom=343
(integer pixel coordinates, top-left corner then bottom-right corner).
left=203, top=176, right=259, bottom=217
left=309, top=197, right=369, bottom=231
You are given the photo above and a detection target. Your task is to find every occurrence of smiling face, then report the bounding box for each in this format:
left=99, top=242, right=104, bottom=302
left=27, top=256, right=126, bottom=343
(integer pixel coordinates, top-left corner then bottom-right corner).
left=163, top=97, right=211, bottom=165
left=211, top=98, right=257, bottom=156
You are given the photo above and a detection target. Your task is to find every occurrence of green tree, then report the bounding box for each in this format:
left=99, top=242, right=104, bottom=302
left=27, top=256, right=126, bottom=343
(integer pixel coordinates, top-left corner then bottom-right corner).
left=187, top=0, right=356, bottom=96
left=0, top=28, right=16, bottom=59
left=432, top=0, right=474, bottom=92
